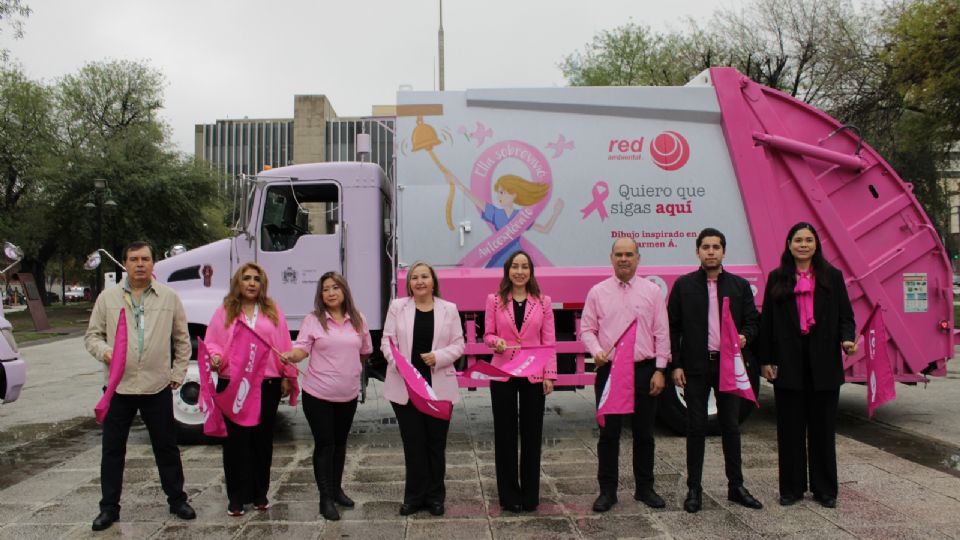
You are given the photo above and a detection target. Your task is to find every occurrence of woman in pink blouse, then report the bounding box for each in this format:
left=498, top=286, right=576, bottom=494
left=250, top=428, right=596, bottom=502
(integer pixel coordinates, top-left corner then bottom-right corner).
left=203, top=262, right=298, bottom=517
left=483, top=250, right=557, bottom=513
left=281, top=272, right=372, bottom=521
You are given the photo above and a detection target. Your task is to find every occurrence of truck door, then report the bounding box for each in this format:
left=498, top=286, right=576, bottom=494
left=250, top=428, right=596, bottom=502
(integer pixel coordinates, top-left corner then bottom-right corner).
left=255, top=181, right=342, bottom=327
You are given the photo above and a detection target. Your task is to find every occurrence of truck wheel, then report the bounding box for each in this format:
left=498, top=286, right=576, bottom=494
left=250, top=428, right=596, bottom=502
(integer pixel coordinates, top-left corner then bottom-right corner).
left=172, top=362, right=212, bottom=443
left=656, top=365, right=760, bottom=435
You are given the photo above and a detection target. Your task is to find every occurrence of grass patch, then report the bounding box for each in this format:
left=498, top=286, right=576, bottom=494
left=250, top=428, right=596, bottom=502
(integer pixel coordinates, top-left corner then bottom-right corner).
left=5, top=302, right=92, bottom=343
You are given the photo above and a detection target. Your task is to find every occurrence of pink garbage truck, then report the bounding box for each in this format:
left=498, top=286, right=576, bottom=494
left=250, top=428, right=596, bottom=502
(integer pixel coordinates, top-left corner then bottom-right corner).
left=156, top=67, right=953, bottom=435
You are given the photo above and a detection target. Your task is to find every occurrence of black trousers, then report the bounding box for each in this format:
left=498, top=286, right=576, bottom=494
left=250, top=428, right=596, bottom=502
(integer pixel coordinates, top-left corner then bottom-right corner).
left=684, top=359, right=744, bottom=490
left=594, top=361, right=657, bottom=496
left=490, top=378, right=545, bottom=508
left=774, top=383, right=839, bottom=499
left=392, top=400, right=450, bottom=506
left=302, top=391, right=358, bottom=497
left=218, top=377, right=282, bottom=508
left=99, top=386, right=186, bottom=513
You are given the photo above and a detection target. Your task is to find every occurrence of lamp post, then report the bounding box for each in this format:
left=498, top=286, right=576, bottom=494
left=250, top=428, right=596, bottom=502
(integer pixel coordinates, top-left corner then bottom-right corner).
left=84, top=178, right=117, bottom=300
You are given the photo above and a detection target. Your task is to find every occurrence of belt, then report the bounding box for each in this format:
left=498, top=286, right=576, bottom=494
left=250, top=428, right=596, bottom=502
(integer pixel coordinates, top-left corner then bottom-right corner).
left=708, top=351, right=720, bottom=361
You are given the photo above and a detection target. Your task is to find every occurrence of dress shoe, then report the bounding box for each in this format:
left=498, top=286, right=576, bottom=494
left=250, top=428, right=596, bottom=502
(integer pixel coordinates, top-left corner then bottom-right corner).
left=728, top=486, right=763, bottom=509
left=91, top=511, right=118, bottom=531
left=169, top=501, right=197, bottom=520
left=592, top=492, right=617, bottom=512
left=428, top=502, right=445, bottom=516
left=502, top=503, right=523, bottom=513
left=683, top=488, right=702, bottom=513
left=399, top=502, right=422, bottom=516
left=521, top=503, right=538, bottom=512
left=634, top=489, right=666, bottom=509
left=254, top=502, right=271, bottom=511
left=779, top=494, right=801, bottom=506
left=814, top=494, right=837, bottom=508
left=333, top=488, right=355, bottom=507
left=320, top=497, right=341, bottom=520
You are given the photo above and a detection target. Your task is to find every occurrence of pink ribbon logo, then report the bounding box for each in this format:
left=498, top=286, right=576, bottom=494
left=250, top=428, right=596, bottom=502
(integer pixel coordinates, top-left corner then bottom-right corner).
left=580, top=181, right=609, bottom=222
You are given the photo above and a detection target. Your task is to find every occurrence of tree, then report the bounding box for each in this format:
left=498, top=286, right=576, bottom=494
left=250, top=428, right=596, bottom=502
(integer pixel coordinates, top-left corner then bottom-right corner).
left=0, top=0, right=31, bottom=61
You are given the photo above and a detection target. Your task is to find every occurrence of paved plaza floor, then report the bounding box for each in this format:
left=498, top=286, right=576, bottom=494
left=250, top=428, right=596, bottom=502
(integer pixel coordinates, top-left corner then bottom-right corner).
left=3, top=372, right=960, bottom=539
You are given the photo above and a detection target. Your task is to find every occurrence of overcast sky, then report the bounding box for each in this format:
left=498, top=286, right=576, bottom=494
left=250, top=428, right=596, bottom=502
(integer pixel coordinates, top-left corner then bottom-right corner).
left=2, top=0, right=746, bottom=155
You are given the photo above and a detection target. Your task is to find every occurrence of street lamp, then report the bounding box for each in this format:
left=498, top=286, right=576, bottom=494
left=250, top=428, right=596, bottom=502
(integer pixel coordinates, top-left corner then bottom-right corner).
left=84, top=178, right=117, bottom=300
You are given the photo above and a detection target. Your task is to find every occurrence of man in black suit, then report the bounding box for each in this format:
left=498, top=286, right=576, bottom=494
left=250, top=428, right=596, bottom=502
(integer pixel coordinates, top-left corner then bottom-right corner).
left=667, top=228, right=763, bottom=513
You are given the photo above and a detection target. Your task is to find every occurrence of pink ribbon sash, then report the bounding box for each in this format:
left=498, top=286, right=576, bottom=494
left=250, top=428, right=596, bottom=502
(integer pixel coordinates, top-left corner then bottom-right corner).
left=197, top=338, right=227, bottom=437
left=212, top=323, right=269, bottom=427
left=596, top=320, right=638, bottom=427
left=718, top=297, right=758, bottom=405
left=95, top=309, right=127, bottom=424
left=463, top=345, right=554, bottom=383
left=863, top=304, right=895, bottom=417
left=389, top=338, right=453, bottom=421
left=795, top=272, right=815, bottom=334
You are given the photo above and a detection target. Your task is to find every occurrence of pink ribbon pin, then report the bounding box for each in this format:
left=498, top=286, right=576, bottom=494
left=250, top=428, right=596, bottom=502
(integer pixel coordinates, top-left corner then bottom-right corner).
left=580, top=181, right=609, bottom=222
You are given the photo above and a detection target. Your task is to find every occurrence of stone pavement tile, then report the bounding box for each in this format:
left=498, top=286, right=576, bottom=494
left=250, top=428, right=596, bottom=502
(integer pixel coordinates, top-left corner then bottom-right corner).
left=353, top=466, right=407, bottom=483
left=406, top=498, right=487, bottom=519
left=845, top=524, right=953, bottom=539
left=654, top=509, right=762, bottom=540
left=359, top=453, right=407, bottom=467
left=360, top=500, right=407, bottom=520
left=936, top=523, right=960, bottom=539
left=284, top=468, right=319, bottom=484
left=274, top=482, right=321, bottom=502
left=445, top=480, right=486, bottom=500
left=0, top=470, right=96, bottom=504
left=154, top=523, right=242, bottom=539
left=248, top=500, right=321, bottom=522
left=560, top=493, right=653, bottom=517
left=850, top=480, right=960, bottom=525
left=805, top=488, right=910, bottom=529
left=490, top=516, right=579, bottom=540
left=541, top=461, right=597, bottom=478
left=129, top=483, right=204, bottom=504
left=919, top=477, right=960, bottom=499
left=319, top=519, right=406, bottom=540
left=407, top=518, right=491, bottom=539
left=573, top=514, right=666, bottom=539
left=0, top=502, right=38, bottom=524
left=445, top=465, right=480, bottom=481
left=480, top=477, right=547, bottom=497
left=770, top=527, right=859, bottom=539
left=542, top=448, right=596, bottom=462
left=725, top=503, right=829, bottom=536
left=554, top=477, right=601, bottom=496
left=0, top=523, right=83, bottom=539
left=62, top=521, right=166, bottom=539
left=485, top=499, right=564, bottom=517
left=182, top=467, right=223, bottom=486
left=341, top=480, right=405, bottom=501
left=236, top=522, right=323, bottom=539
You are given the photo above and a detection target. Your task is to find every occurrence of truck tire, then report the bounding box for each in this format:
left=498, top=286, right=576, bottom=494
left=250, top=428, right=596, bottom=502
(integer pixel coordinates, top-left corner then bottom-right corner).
left=656, top=361, right=761, bottom=435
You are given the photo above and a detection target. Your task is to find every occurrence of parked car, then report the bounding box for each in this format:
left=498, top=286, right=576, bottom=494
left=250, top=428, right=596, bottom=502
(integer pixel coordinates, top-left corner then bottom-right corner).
left=64, top=286, right=84, bottom=302
left=0, top=307, right=24, bottom=403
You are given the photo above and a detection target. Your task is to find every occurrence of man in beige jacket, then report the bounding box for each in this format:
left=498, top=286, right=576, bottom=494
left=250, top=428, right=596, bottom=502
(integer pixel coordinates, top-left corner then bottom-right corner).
left=84, top=241, right=195, bottom=531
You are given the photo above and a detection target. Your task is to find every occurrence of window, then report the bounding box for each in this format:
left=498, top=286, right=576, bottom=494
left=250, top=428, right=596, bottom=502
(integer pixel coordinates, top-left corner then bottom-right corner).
left=260, top=183, right=340, bottom=252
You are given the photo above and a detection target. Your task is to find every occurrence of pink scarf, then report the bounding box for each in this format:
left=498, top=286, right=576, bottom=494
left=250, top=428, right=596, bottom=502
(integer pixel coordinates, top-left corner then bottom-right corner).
left=794, top=271, right=815, bottom=334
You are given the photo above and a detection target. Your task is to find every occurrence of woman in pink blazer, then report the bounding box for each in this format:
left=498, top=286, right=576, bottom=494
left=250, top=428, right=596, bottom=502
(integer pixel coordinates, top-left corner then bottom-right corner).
left=203, top=262, right=299, bottom=517
left=381, top=261, right=465, bottom=517
left=483, top=250, right=557, bottom=513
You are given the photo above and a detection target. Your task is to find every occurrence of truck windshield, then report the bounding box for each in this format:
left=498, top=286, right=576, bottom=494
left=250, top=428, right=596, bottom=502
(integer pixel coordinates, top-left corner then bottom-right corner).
left=261, top=183, right=340, bottom=252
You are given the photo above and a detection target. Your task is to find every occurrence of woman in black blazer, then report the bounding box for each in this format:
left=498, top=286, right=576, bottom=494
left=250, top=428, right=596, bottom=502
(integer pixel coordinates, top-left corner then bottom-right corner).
left=757, top=222, right=857, bottom=509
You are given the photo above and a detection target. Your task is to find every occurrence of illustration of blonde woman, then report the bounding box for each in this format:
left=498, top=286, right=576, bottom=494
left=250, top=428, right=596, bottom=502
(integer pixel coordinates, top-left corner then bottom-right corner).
left=445, top=172, right=564, bottom=268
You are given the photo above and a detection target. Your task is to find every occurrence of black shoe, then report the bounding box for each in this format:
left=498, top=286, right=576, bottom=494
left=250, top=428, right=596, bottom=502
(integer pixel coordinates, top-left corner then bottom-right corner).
left=728, top=486, right=763, bottom=509
left=169, top=501, right=196, bottom=520
left=683, top=488, right=702, bottom=513
left=814, top=494, right=837, bottom=508
left=521, top=503, right=538, bottom=512
left=592, top=492, right=617, bottom=512
left=91, top=511, right=118, bottom=531
left=399, top=502, right=422, bottom=516
left=320, top=497, right=340, bottom=521
left=333, top=488, right=355, bottom=508
left=634, top=489, right=666, bottom=509
left=502, top=503, right=523, bottom=513
left=779, top=495, right=801, bottom=506
left=428, top=502, right=445, bottom=516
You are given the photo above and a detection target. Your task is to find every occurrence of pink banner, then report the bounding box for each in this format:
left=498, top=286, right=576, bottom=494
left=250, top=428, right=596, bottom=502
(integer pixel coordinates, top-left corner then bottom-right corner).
left=212, top=323, right=269, bottom=427
left=596, top=320, right=638, bottom=427
left=389, top=338, right=453, bottom=421
left=463, top=346, right=554, bottom=383
left=197, top=338, right=227, bottom=437
left=95, top=309, right=127, bottom=424
left=863, top=304, right=896, bottom=417
left=719, top=298, right=758, bottom=405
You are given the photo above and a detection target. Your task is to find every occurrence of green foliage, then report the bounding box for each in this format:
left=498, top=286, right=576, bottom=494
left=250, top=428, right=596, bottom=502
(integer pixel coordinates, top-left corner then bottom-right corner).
left=0, top=59, right=228, bottom=298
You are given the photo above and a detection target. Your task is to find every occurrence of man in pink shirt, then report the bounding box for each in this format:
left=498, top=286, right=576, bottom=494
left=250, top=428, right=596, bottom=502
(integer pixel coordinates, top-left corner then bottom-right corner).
left=580, top=237, right=670, bottom=512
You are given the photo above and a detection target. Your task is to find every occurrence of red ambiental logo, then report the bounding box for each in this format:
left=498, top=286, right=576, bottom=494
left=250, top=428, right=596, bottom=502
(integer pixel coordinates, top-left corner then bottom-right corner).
left=649, top=131, right=690, bottom=171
